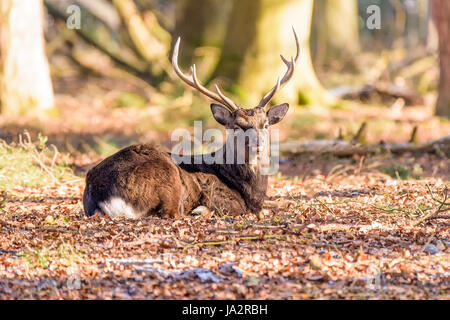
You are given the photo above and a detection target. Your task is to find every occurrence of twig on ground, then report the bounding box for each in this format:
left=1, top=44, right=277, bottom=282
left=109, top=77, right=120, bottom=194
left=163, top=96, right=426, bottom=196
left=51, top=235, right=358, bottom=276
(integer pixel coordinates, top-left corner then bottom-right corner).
left=106, top=258, right=163, bottom=265
left=427, top=215, right=450, bottom=220
left=183, top=234, right=286, bottom=251
left=19, top=132, right=60, bottom=185
left=352, top=122, right=368, bottom=143
left=409, top=126, right=418, bottom=144
left=415, top=185, right=449, bottom=225
left=425, top=184, right=450, bottom=206
left=0, top=249, right=19, bottom=256
left=315, top=198, right=336, bottom=217
left=420, top=229, right=437, bottom=253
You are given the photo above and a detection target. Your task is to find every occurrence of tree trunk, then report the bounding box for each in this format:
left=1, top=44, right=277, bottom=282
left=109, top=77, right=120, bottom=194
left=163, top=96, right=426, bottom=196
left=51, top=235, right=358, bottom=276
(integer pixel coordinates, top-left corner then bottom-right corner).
left=312, top=0, right=360, bottom=67
left=425, top=0, right=439, bottom=51
left=432, top=0, right=450, bottom=117
left=45, top=0, right=149, bottom=75
left=213, top=0, right=330, bottom=106
left=113, top=0, right=170, bottom=77
left=174, top=0, right=230, bottom=66
left=0, top=0, right=54, bottom=116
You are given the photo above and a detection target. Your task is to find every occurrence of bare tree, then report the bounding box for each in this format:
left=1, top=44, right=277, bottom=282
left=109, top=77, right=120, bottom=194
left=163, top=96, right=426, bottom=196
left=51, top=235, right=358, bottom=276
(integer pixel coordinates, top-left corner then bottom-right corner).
left=432, top=0, right=450, bottom=117
left=0, top=0, right=54, bottom=116
left=212, top=0, right=330, bottom=106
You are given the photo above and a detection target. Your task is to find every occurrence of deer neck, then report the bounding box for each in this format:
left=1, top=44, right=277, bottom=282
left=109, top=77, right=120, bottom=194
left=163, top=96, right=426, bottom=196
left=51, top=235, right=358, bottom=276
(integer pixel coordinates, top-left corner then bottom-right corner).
left=177, top=143, right=268, bottom=213
left=221, top=144, right=268, bottom=212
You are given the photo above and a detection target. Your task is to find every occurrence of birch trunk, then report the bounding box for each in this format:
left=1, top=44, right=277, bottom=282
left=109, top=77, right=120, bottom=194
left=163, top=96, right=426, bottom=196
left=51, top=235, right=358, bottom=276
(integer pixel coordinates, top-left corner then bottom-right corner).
left=0, top=0, right=54, bottom=116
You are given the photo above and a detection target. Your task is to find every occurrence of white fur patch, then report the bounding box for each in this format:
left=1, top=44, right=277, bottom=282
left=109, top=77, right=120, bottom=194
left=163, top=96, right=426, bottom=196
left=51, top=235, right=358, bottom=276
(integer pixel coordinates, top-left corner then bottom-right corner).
left=99, top=197, right=144, bottom=219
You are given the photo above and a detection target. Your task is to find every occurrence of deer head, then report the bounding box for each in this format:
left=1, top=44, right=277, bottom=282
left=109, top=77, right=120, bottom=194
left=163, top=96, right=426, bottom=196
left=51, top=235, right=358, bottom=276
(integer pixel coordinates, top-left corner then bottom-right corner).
left=172, top=28, right=300, bottom=165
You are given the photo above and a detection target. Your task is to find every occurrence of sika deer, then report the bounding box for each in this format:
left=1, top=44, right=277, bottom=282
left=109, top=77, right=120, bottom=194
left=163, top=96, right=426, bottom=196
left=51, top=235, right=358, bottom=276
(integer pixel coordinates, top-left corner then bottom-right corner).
left=83, top=29, right=300, bottom=219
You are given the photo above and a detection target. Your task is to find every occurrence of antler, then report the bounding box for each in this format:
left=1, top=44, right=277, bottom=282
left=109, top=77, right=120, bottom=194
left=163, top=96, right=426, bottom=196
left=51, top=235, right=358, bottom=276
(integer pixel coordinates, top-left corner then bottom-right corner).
left=172, top=38, right=239, bottom=111
left=257, top=27, right=301, bottom=110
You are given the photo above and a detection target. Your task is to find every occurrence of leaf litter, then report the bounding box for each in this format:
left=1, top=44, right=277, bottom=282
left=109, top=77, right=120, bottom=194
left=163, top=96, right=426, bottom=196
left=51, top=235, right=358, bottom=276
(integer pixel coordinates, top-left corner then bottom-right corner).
left=0, top=146, right=449, bottom=299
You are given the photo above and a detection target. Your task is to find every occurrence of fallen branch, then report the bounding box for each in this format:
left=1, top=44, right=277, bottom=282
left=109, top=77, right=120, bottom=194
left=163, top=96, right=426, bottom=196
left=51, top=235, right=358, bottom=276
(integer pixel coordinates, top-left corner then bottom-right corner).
left=427, top=215, right=450, bottom=220
left=332, top=82, right=424, bottom=106
left=0, top=249, right=19, bottom=256
left=106, top=258, right=163, bottom=265
left=280, top=135, right=450, bottom=157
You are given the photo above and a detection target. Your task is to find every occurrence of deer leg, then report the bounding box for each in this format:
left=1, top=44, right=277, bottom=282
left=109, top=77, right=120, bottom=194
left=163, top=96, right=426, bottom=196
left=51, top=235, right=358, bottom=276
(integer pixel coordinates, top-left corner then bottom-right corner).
left=160, top=193, right=182, bottom=219
left=159, top=176, right=183, bottom=219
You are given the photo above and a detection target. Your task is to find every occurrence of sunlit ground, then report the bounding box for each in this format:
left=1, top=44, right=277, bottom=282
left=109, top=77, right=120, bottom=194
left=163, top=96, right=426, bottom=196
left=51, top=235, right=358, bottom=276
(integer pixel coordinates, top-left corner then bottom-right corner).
left=0, top=110, right=448, bottom=299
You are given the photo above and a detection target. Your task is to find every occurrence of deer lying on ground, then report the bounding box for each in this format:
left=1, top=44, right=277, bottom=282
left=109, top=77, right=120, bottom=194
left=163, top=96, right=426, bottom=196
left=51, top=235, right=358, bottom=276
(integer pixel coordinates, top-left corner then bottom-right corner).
left=83, top=29, right=300, bottom=219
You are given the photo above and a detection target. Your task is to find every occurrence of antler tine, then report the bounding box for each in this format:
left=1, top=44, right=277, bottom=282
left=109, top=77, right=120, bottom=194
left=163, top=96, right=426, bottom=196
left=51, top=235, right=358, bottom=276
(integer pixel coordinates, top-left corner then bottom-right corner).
left=172, top=37, right=238, bottom=111
left=191, top=65, right=238, bottom=111
left=172, top=37, right=195, bottom=87
left=257, top=27, right=301, bottom=110
left=292, top=26, right=301, bottom=61
left=258, top=77, right=281, bottom=110
left=215, top=85, right=238, bottom=110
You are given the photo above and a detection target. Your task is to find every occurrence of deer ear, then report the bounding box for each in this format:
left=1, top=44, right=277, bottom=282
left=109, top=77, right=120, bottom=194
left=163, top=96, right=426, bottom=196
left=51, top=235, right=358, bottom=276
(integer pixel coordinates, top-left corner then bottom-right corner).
left=211, top=104, right=233, bottom=126
left=267, top=103, right=289, bottom=125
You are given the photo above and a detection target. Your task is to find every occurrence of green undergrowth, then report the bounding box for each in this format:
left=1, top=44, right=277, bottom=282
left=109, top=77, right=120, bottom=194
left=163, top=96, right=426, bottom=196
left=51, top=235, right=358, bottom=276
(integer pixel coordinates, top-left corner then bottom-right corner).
left=114, top=92, right=147, bottom=109
left=0, top=133, right=74, bottom=193
left=19, top=243, right=84, bottom=270
left=381, top=163, right=424, bottom=180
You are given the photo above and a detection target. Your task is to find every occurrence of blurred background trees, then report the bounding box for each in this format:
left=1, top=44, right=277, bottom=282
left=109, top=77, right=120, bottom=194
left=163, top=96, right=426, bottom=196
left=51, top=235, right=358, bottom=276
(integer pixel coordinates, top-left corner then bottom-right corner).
left=0, top=0, right=448, bottom=129
left=312, top=0, right=360, bottom=68
left=212, top=0, right=330, bottom=106
left=174, top=0, right=229, bottom=66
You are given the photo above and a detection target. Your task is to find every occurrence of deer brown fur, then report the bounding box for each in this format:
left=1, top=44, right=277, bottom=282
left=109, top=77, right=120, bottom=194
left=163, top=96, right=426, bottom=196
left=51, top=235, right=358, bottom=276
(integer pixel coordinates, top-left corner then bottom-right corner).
left=83, top=29, right=300, bottom=219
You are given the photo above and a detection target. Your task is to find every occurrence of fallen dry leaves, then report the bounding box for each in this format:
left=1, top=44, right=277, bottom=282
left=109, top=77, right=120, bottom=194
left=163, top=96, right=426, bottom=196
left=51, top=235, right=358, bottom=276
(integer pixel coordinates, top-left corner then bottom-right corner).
left=0, top=155, right=449, bottom=300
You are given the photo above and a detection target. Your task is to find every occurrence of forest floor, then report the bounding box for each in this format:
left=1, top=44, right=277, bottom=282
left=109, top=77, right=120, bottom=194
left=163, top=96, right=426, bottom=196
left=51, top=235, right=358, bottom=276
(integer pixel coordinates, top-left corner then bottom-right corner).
left=0, top=86, right=449, bottom=299
left=0, top=152, right=449, bottom=299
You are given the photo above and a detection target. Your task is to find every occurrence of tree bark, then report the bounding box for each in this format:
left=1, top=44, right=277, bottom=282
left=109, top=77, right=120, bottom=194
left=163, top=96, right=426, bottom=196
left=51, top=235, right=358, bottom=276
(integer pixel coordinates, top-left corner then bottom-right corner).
left=0, top=0, right=54, bottom=116
left=45, top=0, right=149, bottom=75
left=312, top=0, right=360, bottom=67
left=113, top=0, right=170, bottom=77
left=432, top=0, right=450, bottom=117
left=213, top=0, right=330, bottom=106
left=174, top=0, right=230, bottom=66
